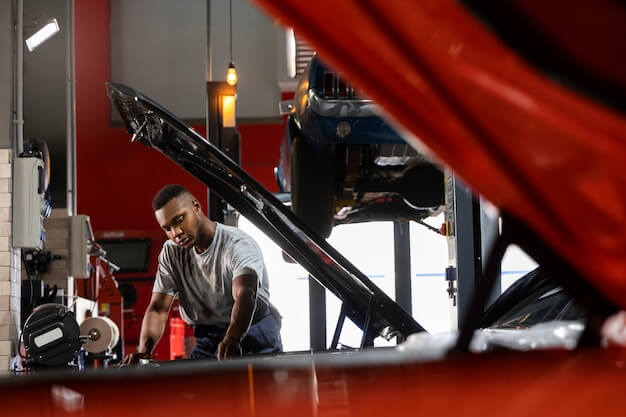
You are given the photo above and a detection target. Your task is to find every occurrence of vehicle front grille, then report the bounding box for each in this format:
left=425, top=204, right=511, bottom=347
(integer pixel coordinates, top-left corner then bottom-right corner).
left=322, top=72, right=367, bottom=100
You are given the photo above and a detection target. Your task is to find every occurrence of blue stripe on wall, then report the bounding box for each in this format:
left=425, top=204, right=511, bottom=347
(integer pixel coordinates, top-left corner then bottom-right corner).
left=296, top=270, right=531, bottom=281
left=413, top=270, right=531, bottom=278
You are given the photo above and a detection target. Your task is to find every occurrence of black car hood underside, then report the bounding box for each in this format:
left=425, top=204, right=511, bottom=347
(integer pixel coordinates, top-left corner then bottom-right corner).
left=106, top=82, right=425, bottom=340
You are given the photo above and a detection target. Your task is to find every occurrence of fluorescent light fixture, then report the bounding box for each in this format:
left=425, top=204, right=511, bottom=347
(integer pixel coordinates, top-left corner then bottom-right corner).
left=286, top=28, right=296, bottom=78
left=25, top=18, right=60, bottom=52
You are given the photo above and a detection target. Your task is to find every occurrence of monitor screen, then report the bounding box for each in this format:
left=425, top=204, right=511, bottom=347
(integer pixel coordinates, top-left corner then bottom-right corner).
left=97, top=239, right=152, bottom=273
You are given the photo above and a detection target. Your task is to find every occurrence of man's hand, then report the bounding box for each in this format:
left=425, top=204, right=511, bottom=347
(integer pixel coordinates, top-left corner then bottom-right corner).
left=119, top=351, right=151, bottom=367
left=124, top=292, right=173, bottom=367
left=218, top=273, right=257, bottom=360
left=602, top=311, right=626, bottom=347
left=217, top=337, right=242, bottom=360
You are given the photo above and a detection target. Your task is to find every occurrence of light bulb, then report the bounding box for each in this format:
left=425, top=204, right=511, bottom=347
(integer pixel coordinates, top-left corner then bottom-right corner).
left=226, top=62, right=238, bottom=86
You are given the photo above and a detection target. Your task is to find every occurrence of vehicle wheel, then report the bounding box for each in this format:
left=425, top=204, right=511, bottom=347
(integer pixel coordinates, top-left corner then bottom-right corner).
left=291, top=135, right=335, bottom=238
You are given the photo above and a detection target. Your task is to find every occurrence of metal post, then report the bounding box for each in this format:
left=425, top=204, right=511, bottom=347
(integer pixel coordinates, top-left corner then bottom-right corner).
left=205, top=0, right=211, bottom=83
left=393, top=221, right=412, bottom=313
left=66, top=0, right=76, bottom=215
left=393, top=220, right=412, bottom=343
left=480, top=197, right=501, bottom=305
left=308, top=274, right=326, bottom=351
left=359, top=296, right=376, bottom=348
left=330, top=303, right=346, bottom=349
left=15, top=0, right=23, bottom=155
left=454, top=180, right=483, bottom=330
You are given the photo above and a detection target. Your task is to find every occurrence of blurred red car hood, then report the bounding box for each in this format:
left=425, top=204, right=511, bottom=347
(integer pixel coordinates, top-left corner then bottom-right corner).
left=254, top=0, right=626, bottom=308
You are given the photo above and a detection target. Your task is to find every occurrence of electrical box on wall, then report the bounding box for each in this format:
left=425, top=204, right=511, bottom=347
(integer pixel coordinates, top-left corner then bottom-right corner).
left=69, top=215, right=93, bottom=279
left=12, top=157, right=47, bottom=249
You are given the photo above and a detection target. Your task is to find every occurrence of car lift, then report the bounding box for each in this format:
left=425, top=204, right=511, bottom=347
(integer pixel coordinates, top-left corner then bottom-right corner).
left=445, top=173, right=500, bottom=329
left=308, top=172, right=504, bottom=350
left=204, top=102, right=501, bottom=351
left=316, top=171, right=619, bottom=352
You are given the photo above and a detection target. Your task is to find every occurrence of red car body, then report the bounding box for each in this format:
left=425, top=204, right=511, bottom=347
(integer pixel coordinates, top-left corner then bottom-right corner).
left=2, top=348, right=626, bottom=416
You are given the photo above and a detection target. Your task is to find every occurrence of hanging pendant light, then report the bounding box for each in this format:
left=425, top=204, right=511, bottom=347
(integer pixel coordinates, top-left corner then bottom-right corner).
left=226, top=62, right=237, bottom=86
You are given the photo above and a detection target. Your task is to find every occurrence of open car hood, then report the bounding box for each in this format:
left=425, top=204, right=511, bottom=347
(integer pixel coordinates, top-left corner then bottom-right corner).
left=106, top=82, right=424, bottom=341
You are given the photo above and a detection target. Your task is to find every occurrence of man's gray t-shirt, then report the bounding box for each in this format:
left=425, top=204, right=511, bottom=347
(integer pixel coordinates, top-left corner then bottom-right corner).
left=153, top=223, right=270, bottom=327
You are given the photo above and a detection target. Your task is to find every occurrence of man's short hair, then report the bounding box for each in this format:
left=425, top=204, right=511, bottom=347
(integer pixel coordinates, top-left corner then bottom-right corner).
left=152, top=184, right=191, bottom=211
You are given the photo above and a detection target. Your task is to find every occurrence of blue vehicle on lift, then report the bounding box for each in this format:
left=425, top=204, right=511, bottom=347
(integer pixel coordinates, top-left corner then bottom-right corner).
left=277, top=55, right=445, bottom=238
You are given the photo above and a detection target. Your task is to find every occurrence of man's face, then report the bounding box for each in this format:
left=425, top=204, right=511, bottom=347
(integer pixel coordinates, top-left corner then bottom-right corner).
left=155, top=194, right=202, bottom=249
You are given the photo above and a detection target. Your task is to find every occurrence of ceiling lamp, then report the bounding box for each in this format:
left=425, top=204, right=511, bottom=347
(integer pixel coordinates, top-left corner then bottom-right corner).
left=226, top=62, right=237, bottom=86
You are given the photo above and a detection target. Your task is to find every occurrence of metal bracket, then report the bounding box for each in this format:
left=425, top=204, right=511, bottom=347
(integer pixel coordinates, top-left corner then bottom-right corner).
left=330, top=296, right=377, bottom=350
left=330, top=303, right=347, bottom=350
left=360, top=296, right=376, bottom=348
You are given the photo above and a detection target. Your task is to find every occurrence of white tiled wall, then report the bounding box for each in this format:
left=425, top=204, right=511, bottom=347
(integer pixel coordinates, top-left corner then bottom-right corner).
left=0, top=150, right=70, bottom=374
left=0, top=148, right=18, bottom=373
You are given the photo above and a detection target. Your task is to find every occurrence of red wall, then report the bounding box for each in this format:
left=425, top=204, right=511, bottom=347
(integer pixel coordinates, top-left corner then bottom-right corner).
left=75, top=0, right=282, bottom=234
left=239, top=124, right=282, bottom=193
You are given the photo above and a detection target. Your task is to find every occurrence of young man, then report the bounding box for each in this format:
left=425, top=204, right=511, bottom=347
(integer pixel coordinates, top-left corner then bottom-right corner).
left=122, top=184, right=282, bottom=363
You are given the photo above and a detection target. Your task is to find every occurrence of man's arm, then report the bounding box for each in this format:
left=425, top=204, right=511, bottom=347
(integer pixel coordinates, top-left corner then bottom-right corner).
left=217, top=274, right=258, bottom=359
left=138, top=292, right=175, bottom=353
left=121, top=292, right=174, bottom=365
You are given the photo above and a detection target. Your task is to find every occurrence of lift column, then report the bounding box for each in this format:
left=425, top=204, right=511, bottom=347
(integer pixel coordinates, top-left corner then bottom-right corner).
left=445, top=174, right=500, bottom=330
left=394, top=220, right=412, bottom=343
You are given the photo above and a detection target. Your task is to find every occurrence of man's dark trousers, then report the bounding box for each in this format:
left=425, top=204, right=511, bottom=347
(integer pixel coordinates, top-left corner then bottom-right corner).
left=191, top=311, right=282, bottom=359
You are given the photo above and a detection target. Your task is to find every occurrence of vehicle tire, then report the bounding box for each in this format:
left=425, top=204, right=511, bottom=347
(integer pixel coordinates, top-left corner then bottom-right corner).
left=291, top=135, right=335, bottom=238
